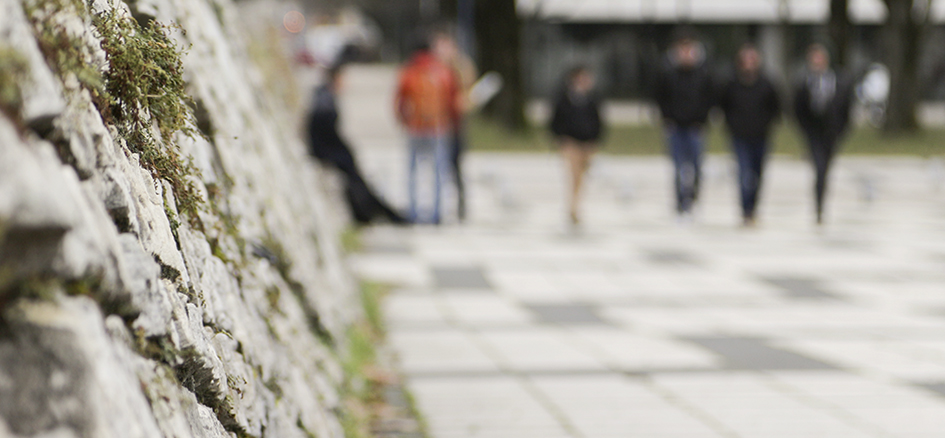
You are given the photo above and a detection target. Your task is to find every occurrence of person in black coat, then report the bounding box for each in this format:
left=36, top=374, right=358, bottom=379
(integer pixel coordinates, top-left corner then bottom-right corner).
left=794, top=44, right=853, bottom=225
left=307, top=65, right=407, bottom=224
left=656, top=33, right=716, bottom=220
left=550, top=65, right=604, bottom=226
left=719, top=44, right=781, bottom=227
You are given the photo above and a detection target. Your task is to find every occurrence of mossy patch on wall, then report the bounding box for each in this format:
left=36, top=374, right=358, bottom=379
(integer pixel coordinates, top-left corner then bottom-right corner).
left=0, top=45, right=29, bottom=124
left=90, top=8, right=205, bottom=229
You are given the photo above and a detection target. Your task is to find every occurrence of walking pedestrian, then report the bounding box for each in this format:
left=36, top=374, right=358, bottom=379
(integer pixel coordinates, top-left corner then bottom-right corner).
left=395, top=34, right=461, bottom=224
left=549, top=66, right=604, bottom=226
left=656, top=32, right=716, bottom=221
left=719, top=44, right=781, bottom=227
left=431, top=25, right=477, bottom=222
left=307, top=64, right=408, bottom=225
left=794, top=43, right=853, bottom=225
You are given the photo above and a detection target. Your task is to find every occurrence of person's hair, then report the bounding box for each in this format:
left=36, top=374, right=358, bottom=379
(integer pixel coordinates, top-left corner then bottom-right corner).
left=568, top=65, right=591, bottom=82
left=737, top=43, right=760, bottom=61
left=738, top=42, right=758, bottom=55
left=807, top=42, right=830, bottom=59
left=408, top=28, right=431, bottom=54
left=672, top=25, right=700, bottom=45
left=429, top=21, right=457, bottom=41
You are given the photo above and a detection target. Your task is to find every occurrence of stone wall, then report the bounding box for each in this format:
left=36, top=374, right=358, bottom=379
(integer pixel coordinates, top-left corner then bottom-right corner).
left=0, top=0, right=358, bottom=437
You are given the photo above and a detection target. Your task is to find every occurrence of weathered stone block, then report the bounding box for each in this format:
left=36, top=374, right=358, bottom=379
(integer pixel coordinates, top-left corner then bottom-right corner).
left=0, top=0, right=66, bottom=135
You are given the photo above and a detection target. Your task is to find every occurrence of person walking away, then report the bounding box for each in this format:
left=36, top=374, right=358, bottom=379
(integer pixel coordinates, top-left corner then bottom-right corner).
left=432, top=26, right=477, bottom=222
left=550, top=66, right=604, bottom=226
left=656, top=33, right=716, bottom=222
left=307, top=65, right=408, bottom=225
left=794, top=44, right=853, bottom=225
left=395, top=37, right=461, bottom=224
left=719, top=44, right=781, bottom=227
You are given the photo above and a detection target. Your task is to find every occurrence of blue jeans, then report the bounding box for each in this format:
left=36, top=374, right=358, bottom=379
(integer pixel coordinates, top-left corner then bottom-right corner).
left=408, top=133, right=449, bottom=224
left=667, top=126, right=704, bottom=214
left=732, top=137, right=768, bottom=219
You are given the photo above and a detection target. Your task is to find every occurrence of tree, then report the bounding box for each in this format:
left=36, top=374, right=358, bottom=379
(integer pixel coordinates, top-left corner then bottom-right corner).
left=881, top=0, right=927, bottom=134
left=828, top=0, right=851, bottom=68
left=473, top=0, right=526, bottom=130
left=439, top=0, right=457, bottom=18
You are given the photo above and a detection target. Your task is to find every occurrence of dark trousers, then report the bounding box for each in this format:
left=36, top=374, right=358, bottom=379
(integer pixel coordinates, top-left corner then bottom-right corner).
left=732, top=137, right=768, bottom=219
left=667, top=126, right=704, bottom=214
left=450, top=128, right=466, bottom=221
left=806, top=134, right=837, bottom=223
left=330, top=151, right=406, bottom=225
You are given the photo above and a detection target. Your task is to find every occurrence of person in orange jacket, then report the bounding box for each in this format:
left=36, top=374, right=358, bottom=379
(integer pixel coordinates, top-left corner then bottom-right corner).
left=395, top=34, right=461, bottom=224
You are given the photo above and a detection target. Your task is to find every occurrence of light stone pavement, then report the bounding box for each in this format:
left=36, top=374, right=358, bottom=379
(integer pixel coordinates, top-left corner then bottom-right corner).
left=338, top=65, right=945, bottom=438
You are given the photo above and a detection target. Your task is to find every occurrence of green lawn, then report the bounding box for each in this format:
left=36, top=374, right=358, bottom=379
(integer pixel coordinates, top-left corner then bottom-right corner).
left=468, top=116, right=945, bottom=158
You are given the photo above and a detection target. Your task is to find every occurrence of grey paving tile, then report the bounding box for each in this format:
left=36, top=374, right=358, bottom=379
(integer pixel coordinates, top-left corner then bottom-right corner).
left=364, top=242, right=413, bottom=254
left=345, top=67, right=945, bottom=438
left=432, top=267, right=492, bottom=290
left=762, top=277, right=840, bottom=300
left=916, top=382, right=945, bottom=399
left=646, top=249, right=703, bottom=266
left=524, top=303, right=608, bottom=326
left=685, top=337, right=839, bottom=371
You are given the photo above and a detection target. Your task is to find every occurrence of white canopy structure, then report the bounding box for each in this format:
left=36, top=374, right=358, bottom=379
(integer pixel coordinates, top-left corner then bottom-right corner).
left=517, top=0, right=945, bottom=24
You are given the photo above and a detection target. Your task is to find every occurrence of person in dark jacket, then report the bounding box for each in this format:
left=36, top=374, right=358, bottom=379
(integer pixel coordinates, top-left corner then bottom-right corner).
left=550, top=65, right=604, bottom=226
left=656, top=33, right=716, bottom=220
left=794, top=43, right=853, bottom=225
left=308, top=65, right=407, bottom=224
left=719, top=44, right=781, bottom=227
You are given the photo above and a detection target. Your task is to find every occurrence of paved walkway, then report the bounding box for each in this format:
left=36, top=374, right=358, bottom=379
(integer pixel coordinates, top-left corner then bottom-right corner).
left=341, top=66, right=945, bottom=438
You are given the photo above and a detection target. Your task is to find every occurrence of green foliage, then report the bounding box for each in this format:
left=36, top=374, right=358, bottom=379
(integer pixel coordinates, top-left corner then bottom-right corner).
left=470, top=115, right=945, bottom=157
left=0, top=46, right=30, bottom=122
left=206, top=183, right=246, bottom=265
left=91, top=8, right=205, bottom=228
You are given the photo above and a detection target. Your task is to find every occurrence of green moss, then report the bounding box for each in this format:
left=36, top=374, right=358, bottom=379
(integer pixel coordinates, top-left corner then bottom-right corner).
left=261, top=234, right=334, bottom=345
left=209, top=238, right=231, bottom=264
left=91, top=8, right=205, bottom=229
left=263, top=376, right=284, bottom=401
left=297, top=416, right=319, bottom=438
left=401, top=387, right=431, bottom=438
left=336, top=281, right=390, bottom=438
left=135, top=331, right=178, bottom=365
left=339, top=227, right=362, bottom=253
left=158, top=262, right=181, bottom=282
left=12, top=277, right=60, bottom=302
left=336, top=281, right=430, bottom=438
left=0, top=46, right=30, bottom=123
left=264, top=285, right=283, bottom=314
left=359, top=282, right=386, bottom=338
left=342, top=323, right=376, bottom=391
left=205, top=183, right=247, bottom=268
